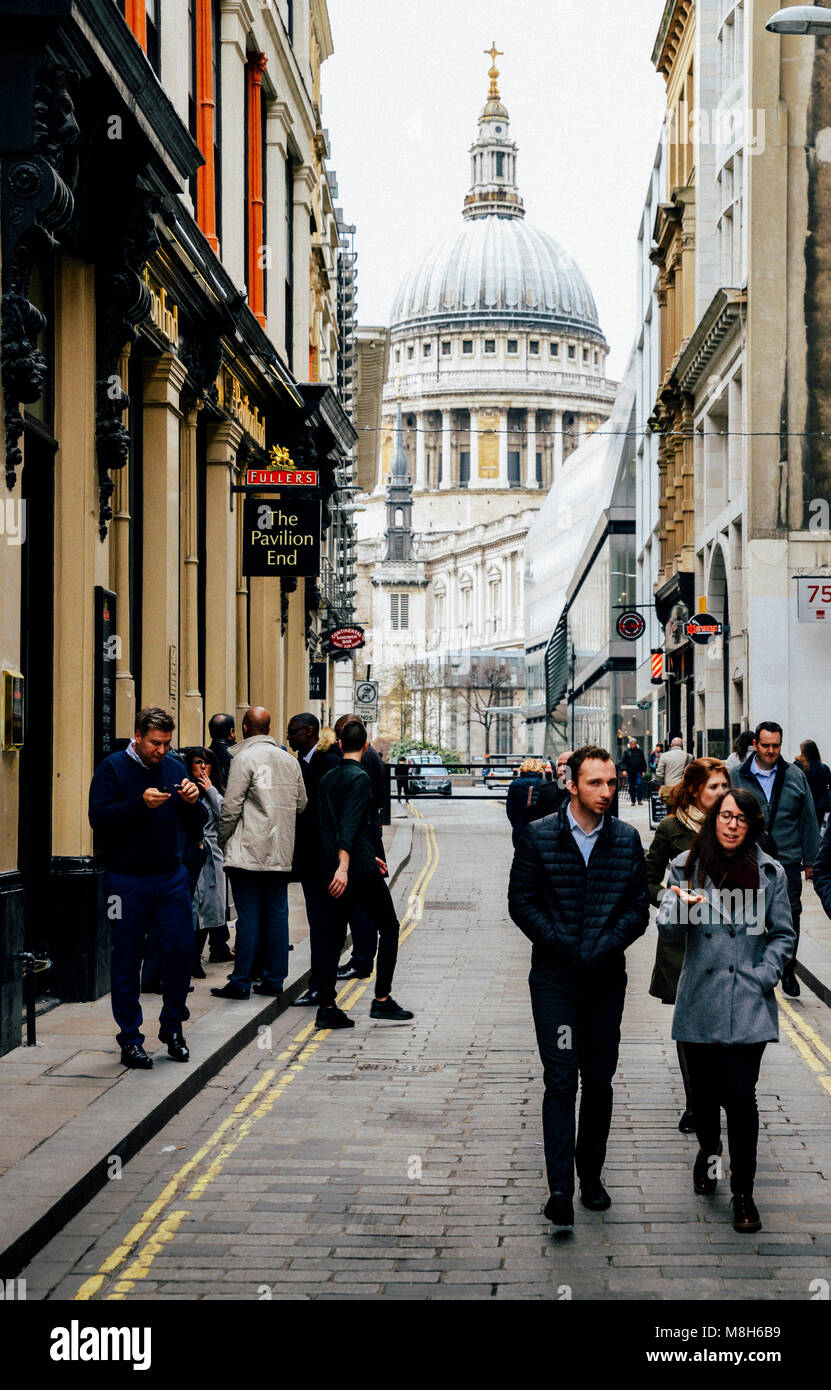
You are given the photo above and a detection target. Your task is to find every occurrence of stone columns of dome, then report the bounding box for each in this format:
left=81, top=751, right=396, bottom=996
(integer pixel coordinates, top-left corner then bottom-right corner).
left=553, top=409, right=564, bottom=475
left=525, top=409, right=537, bottom=488
left=440, top=409, right=453, bottom=490
left=498, top=408, right=509, bottom=487
left=467, top=407, right=481, bottom=487
left=578, top=415, right=587, bottom=445
left=415, top=411, right=427, bottom=490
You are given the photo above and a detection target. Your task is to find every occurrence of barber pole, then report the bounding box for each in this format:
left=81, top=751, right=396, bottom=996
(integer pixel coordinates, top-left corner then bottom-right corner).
left=650, top=649, right=664, bottom=685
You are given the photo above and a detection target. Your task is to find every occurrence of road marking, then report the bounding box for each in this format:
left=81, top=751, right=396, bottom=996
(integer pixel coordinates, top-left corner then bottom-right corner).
left=779, top=995, right=831, bottom=1097
left=76, top=813, right=438, bottom=1302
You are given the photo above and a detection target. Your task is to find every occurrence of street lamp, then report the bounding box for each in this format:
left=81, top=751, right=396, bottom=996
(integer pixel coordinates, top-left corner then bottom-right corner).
left=766, top=5, right=831, bottom=34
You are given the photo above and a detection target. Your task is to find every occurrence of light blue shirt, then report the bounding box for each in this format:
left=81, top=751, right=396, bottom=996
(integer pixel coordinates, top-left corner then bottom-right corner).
left=126, top=740, right=148, bottom=768
left=750, top=756, right=777, bottom=802
left=567, top=805, right=604, bottom=864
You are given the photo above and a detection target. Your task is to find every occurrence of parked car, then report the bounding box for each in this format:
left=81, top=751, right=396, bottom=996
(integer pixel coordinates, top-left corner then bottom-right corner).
left=407, top=752, right=452, bottom=797
left=482, top=763, right=516, bottom=788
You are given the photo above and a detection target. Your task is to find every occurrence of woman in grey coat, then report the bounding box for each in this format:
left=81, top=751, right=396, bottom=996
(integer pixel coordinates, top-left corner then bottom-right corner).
left=183, top=748, right=227, bottom=978
left=656, top=787, right=795, bottom=1235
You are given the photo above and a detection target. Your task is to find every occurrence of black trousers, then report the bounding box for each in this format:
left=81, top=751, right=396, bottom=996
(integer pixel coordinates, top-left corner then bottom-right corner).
left=299, top=871, right=331, bottom=994
left=529, top=961, right=626, bottom=1197
left=783, top=862, right=802, bottom=971
left=685, top=1041, right=766, bottom=1195
left=318, top=868, right=400, bottom=1007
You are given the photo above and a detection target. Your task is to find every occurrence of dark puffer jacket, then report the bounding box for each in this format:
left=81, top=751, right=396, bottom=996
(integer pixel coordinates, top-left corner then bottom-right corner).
left=508, top=805, right=650, bottom=971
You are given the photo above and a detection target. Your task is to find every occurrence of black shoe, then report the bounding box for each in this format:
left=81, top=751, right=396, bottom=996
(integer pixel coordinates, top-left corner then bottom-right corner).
left=210, top=983, right=250, bottom=1000
left=315, top=1005, right=355, bottom=1030
left=158, top=1027, right=189, bottom=1062
left=253, top=982, right=282, bottom=996
left=370, top=996, right=414, bottom=1021
left=678, top=1108, right=696, bottom=1134
left=292, top=989, right=319, bottom=1007
left=693, top=1142, right=723, bottom=1195
left=337, top=964, right=370, bottom=981
left=781, top=970, right=801, bottom=998
left=208, top=948, right=235, bottom=963
left=579, top=1179, right=611, bottom=1212
left=732, top=1193, right=762, bottom=1233
left=544, top=1191, right=574, bottom=1232
left=120, top=1042, right=153, bottom=1070
left=192, top=961, right=207, bottom=980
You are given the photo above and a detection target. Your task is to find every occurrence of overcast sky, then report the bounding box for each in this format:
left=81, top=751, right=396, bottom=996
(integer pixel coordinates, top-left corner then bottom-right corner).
left=322, top=0, right=668, bottom=380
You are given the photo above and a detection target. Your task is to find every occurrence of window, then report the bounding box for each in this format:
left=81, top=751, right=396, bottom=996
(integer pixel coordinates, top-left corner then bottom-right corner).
left=507, top=339, right=518, bottom=354
left=508, top=451, right=520, bottom=487
left=568, top=344, right=576, bottom=360
left=550, top=342, right=559, bottom=357
left=407, top=345, right=414, bottom=359
left=459, top=450, right=470, bottom=487
left=390, top=593, right=410, bottom=631
left=484, top=339, right=496, bottom=354
left=462, top=339, right=473, bottom=355
left=529, top=340, right=539, bottom=355
left=423, top=342, right=431, bottom=357
left=496, top=153, right=504, bottom=176
left=583, top=347, right=589, bottom=362
left=441, top=340, right=451, bottom=355
left=395, top=348, right=400, bottom=362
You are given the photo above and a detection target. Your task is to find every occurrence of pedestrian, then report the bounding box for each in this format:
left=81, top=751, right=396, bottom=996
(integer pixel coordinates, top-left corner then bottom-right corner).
left=812, top=817, right=831, bottom=921
left=333, top=713, right=388, bottom=985
left=656, top=787, right=795, bottom=1234
left=206, top=712, right=236, bottom=962
left=534, top=749, right=573, bottom=819
left=508, top=744, right=650, bottom=1233
left=395, top=754, right=410, bottom=802
left=794, top=740, right=831, bottom=826
left=646, top=757, right=730, bottom=1132
left=622, top=738, right=647, bottom=806
left=730, top=721, right=819, bottom=997
left=648, top=743, right=664, bottom=776
left=286, top=713, right=341, bottom=1008
left=88, top=707, right=207, bottom=1069
left=182, top=747, right=226, bottom=980
left=655, top=736, right=692, bottom=791
left=211, top=706, right=307, bottom=1000
left=505, top=757, right=548, bottom=847
left=724, top=730, right=755, bottom=773
left=316, top=718, right=414, bottom=1030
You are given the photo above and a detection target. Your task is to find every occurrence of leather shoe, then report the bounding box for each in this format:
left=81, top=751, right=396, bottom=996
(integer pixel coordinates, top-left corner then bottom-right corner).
left=579, top=1179, right=611, bottom=1212
left=781, top=970, right=801, bottom=998
left=158, top=1027, right=189, bottom=1062
left=253, top=982, right=282, bottom=996
left=544, top=1191, right=574, bottom=1232
left=208, top=947, right=234, bottom=963
left=192, top=961, right=207, bottom=980
left=315, top=1005, right=355, bottom=1030
left=693, top=1141, right=723, bottom=1195
left=732, top=1193, right=762, bottom=1233
left=678, top=1108, right=696, bottom=1134
left=370, top=996, right=414, bottom=1021
left=337, top=964, right=370, bottom=981
left=292, top=989, right=319, bottom=1006
left=120, top=1042, right=153, bottom=1070
left=210, top=983, right=250, bottom=1000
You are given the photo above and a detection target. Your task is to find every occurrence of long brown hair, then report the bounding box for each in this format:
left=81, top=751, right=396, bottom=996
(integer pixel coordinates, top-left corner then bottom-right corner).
left=684, top=788, right=766, bottom=888
left=669, top=757, right=729, bottom=814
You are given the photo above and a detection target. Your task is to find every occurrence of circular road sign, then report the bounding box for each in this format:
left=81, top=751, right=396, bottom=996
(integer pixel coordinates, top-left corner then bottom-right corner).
left=617, top=611, right=646, bottom=642
left=685, top=614, right=723, bottom=645
left=355, top=681, right=377, bottom=705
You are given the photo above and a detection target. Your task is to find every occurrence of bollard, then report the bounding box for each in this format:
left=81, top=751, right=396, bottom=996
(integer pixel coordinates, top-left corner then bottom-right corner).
left=13, top=952, right=52, bottom=1047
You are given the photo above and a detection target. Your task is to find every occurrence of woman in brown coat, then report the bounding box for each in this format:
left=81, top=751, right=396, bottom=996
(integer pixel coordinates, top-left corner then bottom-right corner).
left=646, top=757, right=730, bottom=1132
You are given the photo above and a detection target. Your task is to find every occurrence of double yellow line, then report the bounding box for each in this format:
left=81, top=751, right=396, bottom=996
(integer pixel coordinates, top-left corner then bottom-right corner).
left=780, top=995, right=831, bottom=1097
left=75, top=810, right=439, bottom=1302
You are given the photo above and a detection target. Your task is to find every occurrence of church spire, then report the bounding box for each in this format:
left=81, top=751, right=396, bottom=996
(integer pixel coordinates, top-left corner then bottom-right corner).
left=463, top=44, right=524, bottom=221
left=385, top=404, right=415, bottom=563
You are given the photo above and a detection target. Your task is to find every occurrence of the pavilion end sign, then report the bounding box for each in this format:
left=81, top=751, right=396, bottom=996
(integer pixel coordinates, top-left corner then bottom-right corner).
left=242, top=498, right=321, bottom=576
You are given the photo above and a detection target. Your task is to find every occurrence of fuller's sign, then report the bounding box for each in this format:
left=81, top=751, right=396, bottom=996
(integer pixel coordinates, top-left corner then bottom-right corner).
left=242, top=498, right=321, bottom=576
left=246, top=469, right=318, bottom=487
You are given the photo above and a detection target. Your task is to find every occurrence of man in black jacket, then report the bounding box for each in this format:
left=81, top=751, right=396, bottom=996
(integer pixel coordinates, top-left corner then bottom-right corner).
left=287, top=712, right=341, bottom=1007
left=333, top=713, right=388, bottom=983
left=622, top=739, right=647, bottom=806
left=508, top=744, right=649, bottom=1232
left=89, top=706, right=207, bottom=1069
left=317, top=719, right=413, bottom=1031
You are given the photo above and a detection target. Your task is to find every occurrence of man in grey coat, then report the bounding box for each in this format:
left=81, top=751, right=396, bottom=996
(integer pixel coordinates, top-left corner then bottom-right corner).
left=211, top=706, right=307, bottom=1000
left=730, top=720, right=819, bottom=997
left=655, top=736, right=692, bottom=788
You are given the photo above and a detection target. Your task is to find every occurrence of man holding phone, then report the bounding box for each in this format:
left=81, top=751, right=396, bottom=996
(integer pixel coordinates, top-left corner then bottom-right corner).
left=89, top=707, right=207, bottom=1069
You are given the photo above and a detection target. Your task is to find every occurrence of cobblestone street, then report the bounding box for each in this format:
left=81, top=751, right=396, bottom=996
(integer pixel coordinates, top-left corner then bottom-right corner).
left=19, top=799, right=831, bottom=1302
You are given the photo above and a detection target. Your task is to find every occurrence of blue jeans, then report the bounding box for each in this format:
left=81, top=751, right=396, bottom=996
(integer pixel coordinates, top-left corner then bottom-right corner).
left=226, top=869, right=289, bottom=991
left=106, top=866, right=193, bottom=1047
left=628, top=772, right=643, bottom=804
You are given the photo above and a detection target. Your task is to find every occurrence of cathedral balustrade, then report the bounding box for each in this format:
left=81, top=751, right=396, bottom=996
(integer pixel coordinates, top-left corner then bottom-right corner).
left=381, top=369, right=617, bottom=402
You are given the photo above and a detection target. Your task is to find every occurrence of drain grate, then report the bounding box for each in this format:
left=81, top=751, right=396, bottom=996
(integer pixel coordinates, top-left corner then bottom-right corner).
left=425, top=901, right=475, bottom=911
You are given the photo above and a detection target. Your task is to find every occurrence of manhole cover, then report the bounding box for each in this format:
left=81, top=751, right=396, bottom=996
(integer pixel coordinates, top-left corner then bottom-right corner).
left=355, top=1061, right=446, bottom=1074
left=425, top=902, right=474, bottom=911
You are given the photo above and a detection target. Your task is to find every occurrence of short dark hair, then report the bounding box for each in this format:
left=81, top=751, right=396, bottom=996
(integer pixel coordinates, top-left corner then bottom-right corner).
left=136, top=707, right=175, bottom=736
left=339, top=718, right=367, bottom=753
left=209, top=713, right=235, bottom=740
left=801, top=739, right=822, bottom=764
left=288, top=712, right=319, bottom=735
left=567, top=744, right=615, bottom=785
left=755, top=721, right=783, bottom=744
left=733, top=730, right=755, bottom=759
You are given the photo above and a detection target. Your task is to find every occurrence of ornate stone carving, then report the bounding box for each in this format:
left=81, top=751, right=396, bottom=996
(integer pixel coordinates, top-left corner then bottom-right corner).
left=179, top=330, right=222, bottom=404
left=281, top=577, right=298, bottom=637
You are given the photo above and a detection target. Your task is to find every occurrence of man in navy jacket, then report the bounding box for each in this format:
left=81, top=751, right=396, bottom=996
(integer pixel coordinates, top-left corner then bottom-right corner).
left=508, top=744, right=649, bottom=1233
left=89, top=706, right=206, bottom=1069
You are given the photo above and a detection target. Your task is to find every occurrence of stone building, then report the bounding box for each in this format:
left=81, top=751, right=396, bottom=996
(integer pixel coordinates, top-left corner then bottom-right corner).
left=356, top=49, right=616, bottom=753
left=0, top=0, right=357, bottom=1054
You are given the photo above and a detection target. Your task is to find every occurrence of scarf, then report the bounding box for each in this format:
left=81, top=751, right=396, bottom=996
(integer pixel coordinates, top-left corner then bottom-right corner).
left=675, top=803, right=706, bottom=835
left=713, top=846, right=760, bottom=891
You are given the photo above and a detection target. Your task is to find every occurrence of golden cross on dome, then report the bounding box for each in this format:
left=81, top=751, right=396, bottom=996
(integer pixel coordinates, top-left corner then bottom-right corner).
left=485, top=41, right=503, bottom=98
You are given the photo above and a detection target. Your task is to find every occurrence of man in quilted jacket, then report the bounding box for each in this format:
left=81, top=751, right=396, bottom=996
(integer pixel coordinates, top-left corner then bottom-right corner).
left=508, top=744, right=650, bottom=1233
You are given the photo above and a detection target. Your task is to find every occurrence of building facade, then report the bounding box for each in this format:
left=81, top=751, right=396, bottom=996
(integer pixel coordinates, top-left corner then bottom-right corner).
left=0, top=0, right=358, bottom=1055
left=356, top=51, right=616, bottom=753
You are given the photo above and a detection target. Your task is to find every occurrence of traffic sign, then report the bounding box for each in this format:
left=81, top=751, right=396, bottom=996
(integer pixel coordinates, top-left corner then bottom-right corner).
left=354, top=679, right=379, bottom=723
left=617, top=611, right=646, bottom=642
left=685, top=614, right=723, bottom=645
